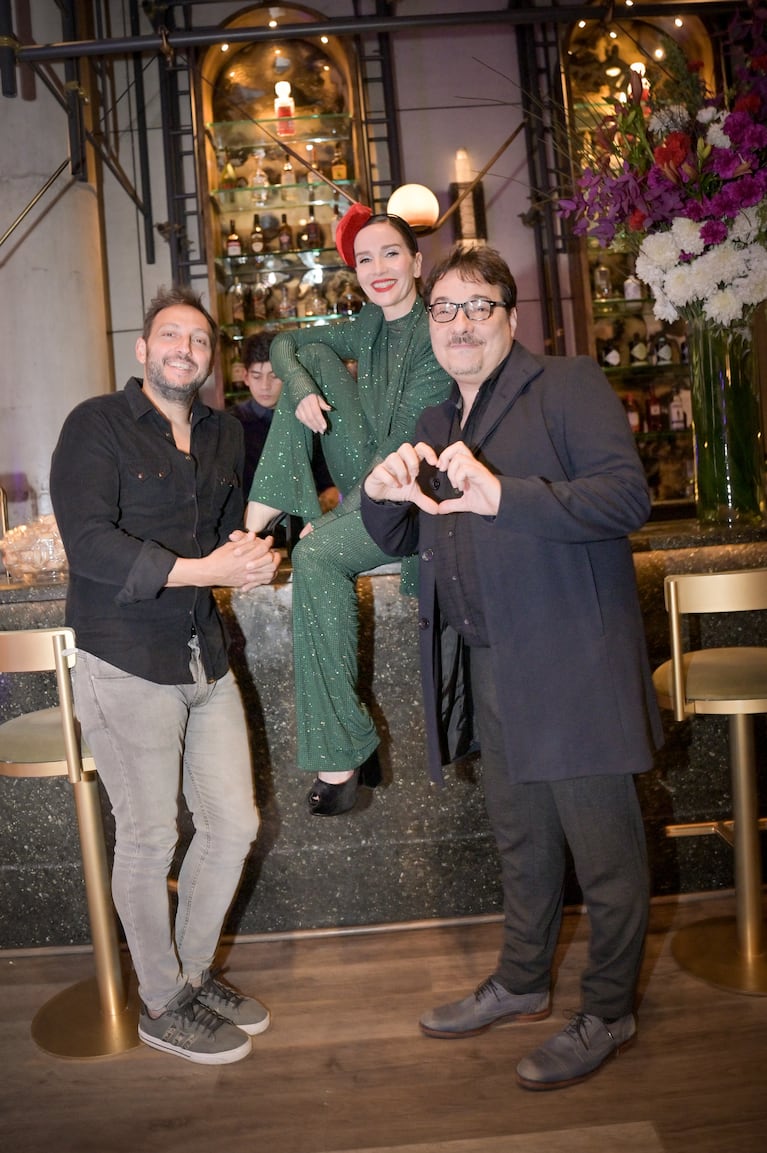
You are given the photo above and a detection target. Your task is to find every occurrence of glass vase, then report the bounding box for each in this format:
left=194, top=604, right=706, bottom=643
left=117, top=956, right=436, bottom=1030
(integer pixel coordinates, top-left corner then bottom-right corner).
left=686, top=314, right=766, bottom=526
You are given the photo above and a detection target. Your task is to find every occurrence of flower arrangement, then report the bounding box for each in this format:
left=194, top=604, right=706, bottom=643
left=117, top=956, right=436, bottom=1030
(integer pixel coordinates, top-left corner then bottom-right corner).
left=559, top=9, right=767, bottom=334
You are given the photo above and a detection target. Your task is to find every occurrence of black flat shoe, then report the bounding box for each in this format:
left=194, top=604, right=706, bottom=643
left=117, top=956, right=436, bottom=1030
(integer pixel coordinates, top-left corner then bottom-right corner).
left=307, top=751, right=382, bottom=816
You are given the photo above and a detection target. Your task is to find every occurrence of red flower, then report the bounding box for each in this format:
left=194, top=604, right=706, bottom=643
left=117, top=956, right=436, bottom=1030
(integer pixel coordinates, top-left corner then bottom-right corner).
left=628, top=209, right=647, bottom=231
left=734, top=92, right=761, bottom=114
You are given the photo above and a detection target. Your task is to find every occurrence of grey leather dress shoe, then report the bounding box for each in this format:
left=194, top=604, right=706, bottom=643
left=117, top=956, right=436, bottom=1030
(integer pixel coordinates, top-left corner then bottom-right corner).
left=516, top=1011, right=637, bottom=1090
left=419, top=977, right=551, bottom=1038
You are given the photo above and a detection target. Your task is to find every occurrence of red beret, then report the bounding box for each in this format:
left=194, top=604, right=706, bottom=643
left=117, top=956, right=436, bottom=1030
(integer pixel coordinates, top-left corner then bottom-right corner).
left=335, top=201, right=373, bottom=268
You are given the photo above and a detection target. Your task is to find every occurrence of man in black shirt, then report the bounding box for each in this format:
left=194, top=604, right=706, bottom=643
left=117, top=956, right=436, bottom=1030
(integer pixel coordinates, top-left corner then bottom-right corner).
left=361, top=246, right=663, bottom=1092
left=50, top=286, right=280, bottom=1065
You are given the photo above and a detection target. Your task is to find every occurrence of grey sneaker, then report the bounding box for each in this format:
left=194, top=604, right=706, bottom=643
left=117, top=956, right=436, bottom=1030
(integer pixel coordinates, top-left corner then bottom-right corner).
left=516, top=1011, right=637, bottom=1090
left=419, top=977, right=551, bottom=1038
left=195, top=969, right=271, bottom=1036
left=138, top=984, right=252, bottom=1065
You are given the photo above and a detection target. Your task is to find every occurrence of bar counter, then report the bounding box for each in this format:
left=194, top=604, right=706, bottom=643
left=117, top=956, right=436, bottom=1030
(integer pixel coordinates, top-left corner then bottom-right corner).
left=2, top=519, right=766, bottom=950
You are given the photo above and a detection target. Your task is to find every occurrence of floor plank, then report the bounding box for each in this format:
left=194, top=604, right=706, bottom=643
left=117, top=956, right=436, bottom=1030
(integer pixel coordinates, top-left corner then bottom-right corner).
left=1, top=892, right=766, bottom=1153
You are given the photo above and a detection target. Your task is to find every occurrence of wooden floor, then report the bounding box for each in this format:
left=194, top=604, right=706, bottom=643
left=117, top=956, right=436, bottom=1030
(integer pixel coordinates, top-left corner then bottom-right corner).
left=2, top=891, right=766, bottom=1153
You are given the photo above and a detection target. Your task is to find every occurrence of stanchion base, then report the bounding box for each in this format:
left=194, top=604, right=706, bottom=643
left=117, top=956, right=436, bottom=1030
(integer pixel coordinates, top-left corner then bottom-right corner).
left=672, top=916, right=767, bottom=995
left=31, top=976, right=140, bottom=1059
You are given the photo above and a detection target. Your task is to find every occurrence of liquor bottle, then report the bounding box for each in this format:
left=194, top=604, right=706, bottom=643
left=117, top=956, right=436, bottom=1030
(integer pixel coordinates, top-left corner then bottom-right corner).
left=250, top=213, right=265, bottom=256
left=251, top=280, right=268, bottom=321
left=646, top=385, right=667, bottom=432
left=330, top=203, right=341, bottom=245
left=650, top=331, right=673, bottom=366
left=281, top=153, right=296, bottom=202
left=303, top=209, right=323, bottom=249
left=331, top=142, right=348, bottom=181
left=228, top=276, right=245, bottom=323
left=274, top=81, right=295, bottom=137
left=220, top=158, right=237, bottom=190
left=594, top=263, right=612, bottom=299
left=277, top=283, right=294, bottom=319
left=225, top=219, right=242, bottom=258
left=668, top=386, right=687, bottom=430
left=305, top=285, right=328, bottom=317
left=629, top=332, right=649, bottom=366
left=623, top=272, right=643, bottom=307
left=624, top=393, right=641, bottom=433
left=600, top=338, right=621, bottom=369
left=250, top=151, right=269, bottom=206
left=277, top=213, right=294, bottom=253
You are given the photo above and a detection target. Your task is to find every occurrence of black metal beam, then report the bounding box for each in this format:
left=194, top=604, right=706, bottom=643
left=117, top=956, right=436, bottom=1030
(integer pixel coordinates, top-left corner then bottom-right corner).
left=14, top=4, right=739, bottom=64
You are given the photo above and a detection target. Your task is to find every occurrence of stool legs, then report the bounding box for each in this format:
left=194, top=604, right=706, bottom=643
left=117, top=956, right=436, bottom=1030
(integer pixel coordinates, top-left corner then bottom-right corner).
left=732, top=713, right=764, bottom=960
left=671, top=713, right=767, bottom=994
left=31, top=774, right=139, bottom=1058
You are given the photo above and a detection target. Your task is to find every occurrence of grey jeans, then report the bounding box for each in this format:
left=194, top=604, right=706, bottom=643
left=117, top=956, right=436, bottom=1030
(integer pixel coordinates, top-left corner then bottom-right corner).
left=73, top=641, right=260, bottom=1013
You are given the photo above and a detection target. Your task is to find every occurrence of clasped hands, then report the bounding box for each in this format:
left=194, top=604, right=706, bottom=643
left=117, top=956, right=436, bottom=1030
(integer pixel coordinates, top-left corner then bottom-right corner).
left=364, top=441, right=501, bottom=518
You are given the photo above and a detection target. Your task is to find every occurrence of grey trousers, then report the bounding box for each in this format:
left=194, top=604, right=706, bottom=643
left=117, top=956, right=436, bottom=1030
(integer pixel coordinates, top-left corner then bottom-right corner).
left=470, top=645, right=649, bottom=1020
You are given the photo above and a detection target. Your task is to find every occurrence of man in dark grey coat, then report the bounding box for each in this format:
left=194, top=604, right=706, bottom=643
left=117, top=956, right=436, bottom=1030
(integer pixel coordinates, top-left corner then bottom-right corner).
left=360, top=245, right=664, bottom=1091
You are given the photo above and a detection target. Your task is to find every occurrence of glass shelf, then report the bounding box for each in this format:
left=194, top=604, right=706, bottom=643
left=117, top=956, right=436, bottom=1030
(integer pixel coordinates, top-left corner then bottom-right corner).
left=208, top=113, right=353, bottom=152
left=211, top=184, right=355, bottom=213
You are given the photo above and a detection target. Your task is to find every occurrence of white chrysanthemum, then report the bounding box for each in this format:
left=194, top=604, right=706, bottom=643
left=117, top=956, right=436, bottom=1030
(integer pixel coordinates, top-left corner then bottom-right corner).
left=639, top=230, right=681, bottom=270
left=704, top=288, right=745, bottom=327
left=671, top=217, right=705, bottom=256
left=706, top=117, right=731, bottom=149
left=697, top=241, right=749, bottom=288
left=736, top=246, right=767, bottom=304
left=634, top=251, right=665, bottom=291
left=664, top=262, right=701, bottom=307
left=696, top=106, right=718, bottom=125
left=651, top=289, right=680, bottom=324
left=729, top=203, right=767, bottom=245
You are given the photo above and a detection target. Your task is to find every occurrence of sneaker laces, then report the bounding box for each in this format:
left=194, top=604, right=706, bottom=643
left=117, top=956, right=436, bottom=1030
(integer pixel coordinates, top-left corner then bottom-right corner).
left=198, top=970, right=245, bottom=1012
left=168, top=989, right=230, bottom=1038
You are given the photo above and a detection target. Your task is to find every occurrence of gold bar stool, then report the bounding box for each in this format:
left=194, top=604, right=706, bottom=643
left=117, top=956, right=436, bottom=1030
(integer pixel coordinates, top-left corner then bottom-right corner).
left=0, top=627, right=139, bottom=1056
left=652, top=568, right=767, bottom=994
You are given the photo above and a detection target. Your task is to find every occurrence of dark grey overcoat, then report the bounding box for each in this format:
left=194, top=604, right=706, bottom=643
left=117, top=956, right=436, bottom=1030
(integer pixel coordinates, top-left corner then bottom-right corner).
left=361, top=341, right=664, bottom=785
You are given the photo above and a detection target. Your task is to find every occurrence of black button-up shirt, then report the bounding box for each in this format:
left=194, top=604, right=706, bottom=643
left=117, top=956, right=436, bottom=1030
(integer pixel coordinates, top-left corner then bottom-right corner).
left=432, top=355, right=509, bottom=647
left=50, top=377, right=245, bottom=684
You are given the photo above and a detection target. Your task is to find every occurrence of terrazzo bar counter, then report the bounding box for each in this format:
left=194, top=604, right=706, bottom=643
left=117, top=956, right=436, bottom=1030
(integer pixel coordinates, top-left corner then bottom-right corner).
left=1, top=519, right=767, bottom=950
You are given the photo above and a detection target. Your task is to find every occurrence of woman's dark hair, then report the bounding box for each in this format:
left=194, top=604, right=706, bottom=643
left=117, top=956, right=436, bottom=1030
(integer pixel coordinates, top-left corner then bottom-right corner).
left=355, top=213, right=420, bottom=257
left=424, top=245, right=518, bottom=310
left=142, top=285, right=219, bottom=357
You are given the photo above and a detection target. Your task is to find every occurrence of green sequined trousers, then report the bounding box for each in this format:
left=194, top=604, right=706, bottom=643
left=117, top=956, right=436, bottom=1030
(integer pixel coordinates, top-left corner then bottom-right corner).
left=249, top=303, right=451, bottom=774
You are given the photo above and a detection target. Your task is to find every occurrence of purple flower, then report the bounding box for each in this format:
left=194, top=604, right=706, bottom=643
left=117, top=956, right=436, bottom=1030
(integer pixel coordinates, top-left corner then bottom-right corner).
left=700, top=220, right=728, bottom=244
left=723, top=109, right=767, bottom=151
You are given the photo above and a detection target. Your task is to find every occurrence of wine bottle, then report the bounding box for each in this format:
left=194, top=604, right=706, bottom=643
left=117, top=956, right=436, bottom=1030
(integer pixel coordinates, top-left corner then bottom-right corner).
left=304, top=209, right=323, bottom=249
left=277, top=214, right=293, bottom=253
left=281, top=153, right=296, bottom=202
left=331, top=142, right=347, bottom=181
left=250, top=213, right=265, bottom=255
left=225, top=219, right=242, bottom=258
left=250, top=151, right=269, bottom=206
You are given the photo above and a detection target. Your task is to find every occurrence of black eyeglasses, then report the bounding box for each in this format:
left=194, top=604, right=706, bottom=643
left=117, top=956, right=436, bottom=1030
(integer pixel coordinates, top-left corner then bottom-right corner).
left=427, top=299, right=508, bottom=323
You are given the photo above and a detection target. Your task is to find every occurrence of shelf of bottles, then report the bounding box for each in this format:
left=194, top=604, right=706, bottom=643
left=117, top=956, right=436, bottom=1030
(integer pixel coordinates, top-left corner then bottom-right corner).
left=208, top=110, right=363, bottom=389
left=586, top=243, right=695, bottom=507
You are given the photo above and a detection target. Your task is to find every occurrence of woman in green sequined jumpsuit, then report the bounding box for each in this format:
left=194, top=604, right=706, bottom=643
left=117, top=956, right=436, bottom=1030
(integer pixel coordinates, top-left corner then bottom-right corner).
left=246, top=214, right=451, bottom=814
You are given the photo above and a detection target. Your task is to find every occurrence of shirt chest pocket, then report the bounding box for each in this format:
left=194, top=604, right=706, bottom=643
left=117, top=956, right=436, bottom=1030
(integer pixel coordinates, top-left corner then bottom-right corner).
left=121, top=458, right=175, bottom=515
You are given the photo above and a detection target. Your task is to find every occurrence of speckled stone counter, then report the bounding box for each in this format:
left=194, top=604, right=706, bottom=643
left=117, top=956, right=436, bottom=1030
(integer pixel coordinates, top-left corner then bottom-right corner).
left=1, top=519, right=766, bottom=949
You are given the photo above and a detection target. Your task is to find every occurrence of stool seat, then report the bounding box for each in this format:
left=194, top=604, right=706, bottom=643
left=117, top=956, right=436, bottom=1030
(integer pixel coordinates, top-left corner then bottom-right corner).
left=653, top=647, right=767, bottom=714
left=653, top=569, right=767, bottom=995
left=0, top=705, right=93, bottom=774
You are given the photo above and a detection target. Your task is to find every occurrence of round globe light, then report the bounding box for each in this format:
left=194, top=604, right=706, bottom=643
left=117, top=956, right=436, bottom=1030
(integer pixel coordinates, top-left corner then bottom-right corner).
left=387, top=184, right=440, bottom=230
